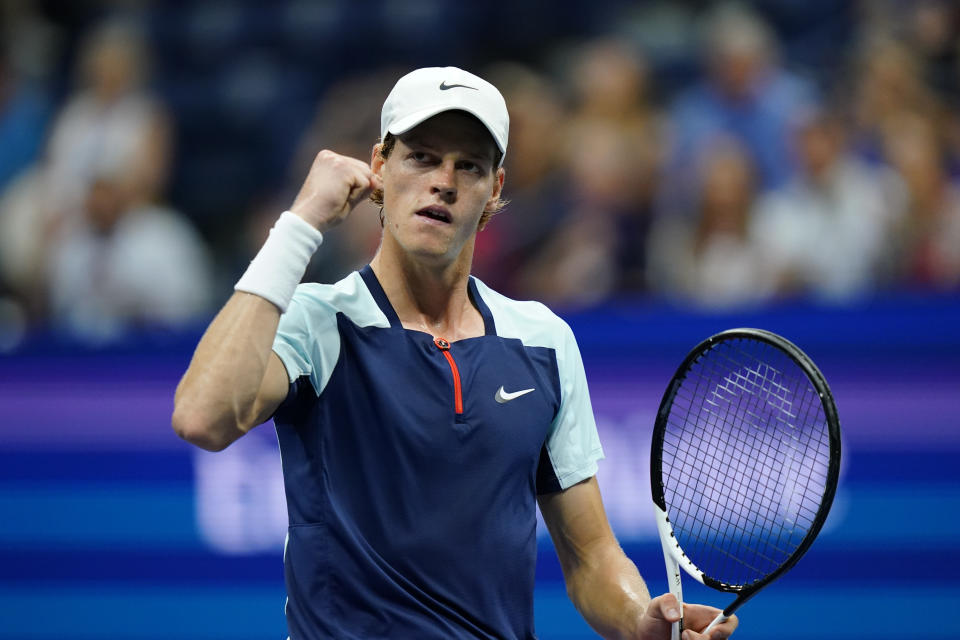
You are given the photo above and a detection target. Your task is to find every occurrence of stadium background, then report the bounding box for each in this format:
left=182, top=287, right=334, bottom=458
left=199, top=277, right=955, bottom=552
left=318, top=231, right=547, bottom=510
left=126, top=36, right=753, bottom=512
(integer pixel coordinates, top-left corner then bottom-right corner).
left=1, top=1, right=959, bottom=639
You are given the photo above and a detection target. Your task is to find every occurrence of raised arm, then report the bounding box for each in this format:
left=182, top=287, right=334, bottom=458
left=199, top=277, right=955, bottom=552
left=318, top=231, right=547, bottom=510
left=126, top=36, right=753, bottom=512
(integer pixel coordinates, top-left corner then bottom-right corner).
left=172, top=293, right=290, bottom=451
left=538, top=477, right=737, bottom=640
left=172, top=149, right=381, bottom=451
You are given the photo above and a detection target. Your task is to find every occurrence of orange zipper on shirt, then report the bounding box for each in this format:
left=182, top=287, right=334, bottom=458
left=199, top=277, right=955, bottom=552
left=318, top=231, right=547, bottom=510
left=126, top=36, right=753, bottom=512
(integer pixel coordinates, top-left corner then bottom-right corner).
left=433, top=337, right=463, bottom=415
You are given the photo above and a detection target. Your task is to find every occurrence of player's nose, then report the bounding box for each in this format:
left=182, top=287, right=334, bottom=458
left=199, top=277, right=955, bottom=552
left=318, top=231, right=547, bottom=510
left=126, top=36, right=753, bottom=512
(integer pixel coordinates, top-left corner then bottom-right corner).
left=431, top=162, right=457, bottom=201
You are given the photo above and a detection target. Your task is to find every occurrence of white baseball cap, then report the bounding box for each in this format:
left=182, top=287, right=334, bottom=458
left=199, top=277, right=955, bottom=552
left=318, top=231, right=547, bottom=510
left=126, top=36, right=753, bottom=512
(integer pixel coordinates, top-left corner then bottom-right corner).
left=380, top=66, right=509, bottom=167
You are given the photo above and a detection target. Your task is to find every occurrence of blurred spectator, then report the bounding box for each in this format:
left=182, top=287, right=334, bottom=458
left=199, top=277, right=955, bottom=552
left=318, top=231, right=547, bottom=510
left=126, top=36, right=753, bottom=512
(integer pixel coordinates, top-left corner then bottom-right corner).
left=564, top=39, right=663, bottom=293
left=892, top=1, right=960, bottom=181
left=0, top=46, right=50, bottom=195
left=471, top=62, right=572, bottom=295
left=0, top=167, right=46, bottom=316
left=883, top=111, right=960, bottom=290
left=753, top=108, right=906, bottom=301
left=4, top=2, right=957, bottom=335
left=518, top=117, right=663, bottom=307
left=905, top=0, right=960, bottom=100
left=847, top=35, right=942, bottom=165
left=647, top=138, right=775, bottom=308
left=0, top=17, right=173, bottom=323
left=512, top=40, right=663, bottom=304
left=42, top=18, right=171, bottom=219
left=46, top=169, right=213, bottom=342
left=565, top=37, right=657, bottom=132
left=857, top=0, right=960, bottom=100
left=513, top=120, right=619, bottom=307
left=664, top=2, right=814, bottom=202
left=0, top=3, right=56, bottom=316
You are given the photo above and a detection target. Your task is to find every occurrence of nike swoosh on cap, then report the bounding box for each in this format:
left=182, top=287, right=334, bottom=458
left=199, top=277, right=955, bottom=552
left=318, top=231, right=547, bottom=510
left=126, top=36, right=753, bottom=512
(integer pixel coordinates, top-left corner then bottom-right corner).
left=495, top=386, right=535, bottom=404
left=439, top=81, right=478, bottom=91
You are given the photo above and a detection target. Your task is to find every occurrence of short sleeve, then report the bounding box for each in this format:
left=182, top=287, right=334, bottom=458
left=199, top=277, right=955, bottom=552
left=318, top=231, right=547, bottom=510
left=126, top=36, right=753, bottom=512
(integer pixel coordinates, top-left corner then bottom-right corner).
left=271, top=285, right=342, bottom=398
left=536, top=321, right=604, bottom=493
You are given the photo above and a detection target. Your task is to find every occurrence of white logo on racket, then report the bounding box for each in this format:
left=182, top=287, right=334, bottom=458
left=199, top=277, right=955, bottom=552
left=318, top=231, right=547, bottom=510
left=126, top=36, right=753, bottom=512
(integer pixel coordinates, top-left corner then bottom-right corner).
left=495, top=386, right=535, bottom=403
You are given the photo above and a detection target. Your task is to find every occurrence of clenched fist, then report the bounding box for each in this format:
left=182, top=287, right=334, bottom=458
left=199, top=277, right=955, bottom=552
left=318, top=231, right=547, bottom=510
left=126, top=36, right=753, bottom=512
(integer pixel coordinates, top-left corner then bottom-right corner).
left=289, top=150, right=382, bottom=232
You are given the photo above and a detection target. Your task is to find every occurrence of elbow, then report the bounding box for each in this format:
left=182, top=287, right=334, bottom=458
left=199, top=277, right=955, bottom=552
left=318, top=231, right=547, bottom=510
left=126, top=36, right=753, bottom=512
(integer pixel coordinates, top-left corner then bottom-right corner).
left=171, top=404, right=233, bottom=452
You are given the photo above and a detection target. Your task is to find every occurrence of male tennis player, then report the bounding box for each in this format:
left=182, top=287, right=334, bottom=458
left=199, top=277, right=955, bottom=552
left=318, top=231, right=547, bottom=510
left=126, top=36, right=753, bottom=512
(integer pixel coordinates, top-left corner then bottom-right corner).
left=173, top=67, right=737, bottom=640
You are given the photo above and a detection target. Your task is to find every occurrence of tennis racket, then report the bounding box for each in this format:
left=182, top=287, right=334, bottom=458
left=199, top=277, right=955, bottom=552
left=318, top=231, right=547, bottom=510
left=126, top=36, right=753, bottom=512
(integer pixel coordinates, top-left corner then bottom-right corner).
left=650, top=328, right=841, bottom=639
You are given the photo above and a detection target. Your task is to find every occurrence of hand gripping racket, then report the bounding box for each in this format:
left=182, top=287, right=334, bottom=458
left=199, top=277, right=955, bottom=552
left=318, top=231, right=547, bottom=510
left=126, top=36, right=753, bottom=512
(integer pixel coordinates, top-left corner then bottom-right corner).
left=650, top=328, right=841, bottom=638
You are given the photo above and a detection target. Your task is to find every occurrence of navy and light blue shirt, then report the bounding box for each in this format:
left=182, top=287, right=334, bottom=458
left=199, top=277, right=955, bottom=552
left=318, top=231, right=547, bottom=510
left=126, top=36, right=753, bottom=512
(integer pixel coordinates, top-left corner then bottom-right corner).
left=271, top=266, right=603, bottom=639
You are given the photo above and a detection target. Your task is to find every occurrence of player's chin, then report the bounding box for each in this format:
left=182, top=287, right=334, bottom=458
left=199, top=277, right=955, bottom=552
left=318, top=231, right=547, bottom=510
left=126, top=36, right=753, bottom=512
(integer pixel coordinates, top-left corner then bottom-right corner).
left=409, top=230, right=473, bottom=259
left=404, top=240, right=459, bottom=266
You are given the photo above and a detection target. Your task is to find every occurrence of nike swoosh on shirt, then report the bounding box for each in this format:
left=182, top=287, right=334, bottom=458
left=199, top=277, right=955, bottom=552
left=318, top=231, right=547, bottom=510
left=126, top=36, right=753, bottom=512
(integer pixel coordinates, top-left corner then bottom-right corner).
left=495, top=386, right=535, bottom=404
left=439, top=81, right=478, bottom=91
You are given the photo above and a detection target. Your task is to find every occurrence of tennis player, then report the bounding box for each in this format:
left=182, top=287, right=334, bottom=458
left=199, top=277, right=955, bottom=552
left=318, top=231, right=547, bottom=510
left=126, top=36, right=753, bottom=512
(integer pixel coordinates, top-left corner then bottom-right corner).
left=173, top=67, right=738, bottom=640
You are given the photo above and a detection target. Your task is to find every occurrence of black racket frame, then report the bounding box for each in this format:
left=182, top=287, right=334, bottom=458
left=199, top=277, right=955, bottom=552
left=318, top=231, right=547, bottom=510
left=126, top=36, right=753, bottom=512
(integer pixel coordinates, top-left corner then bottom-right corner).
left=650, top=327, right=842, bottom=616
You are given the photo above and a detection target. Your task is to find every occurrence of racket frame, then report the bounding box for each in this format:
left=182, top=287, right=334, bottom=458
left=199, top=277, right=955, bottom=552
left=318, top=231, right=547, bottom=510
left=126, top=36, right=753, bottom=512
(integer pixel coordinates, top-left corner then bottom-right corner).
left=650, top=328, right=842, bottom=625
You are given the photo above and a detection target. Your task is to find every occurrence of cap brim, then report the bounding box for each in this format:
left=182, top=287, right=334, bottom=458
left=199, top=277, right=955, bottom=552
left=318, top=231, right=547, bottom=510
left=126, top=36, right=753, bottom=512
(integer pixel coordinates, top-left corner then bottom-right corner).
left=386, top=104, right=507, bottom=156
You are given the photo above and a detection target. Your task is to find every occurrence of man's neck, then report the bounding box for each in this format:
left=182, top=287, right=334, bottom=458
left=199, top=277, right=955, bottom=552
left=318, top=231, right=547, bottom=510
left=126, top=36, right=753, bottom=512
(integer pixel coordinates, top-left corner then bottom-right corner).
left=369, top=240, right=484, bottom=341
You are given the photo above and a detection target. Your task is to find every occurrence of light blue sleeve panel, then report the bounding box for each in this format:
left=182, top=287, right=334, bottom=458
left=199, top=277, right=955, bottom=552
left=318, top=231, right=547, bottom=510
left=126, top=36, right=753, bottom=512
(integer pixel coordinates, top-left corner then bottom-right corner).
left=474, top=278, right=604, bottom=490
left=272, top=272, right=390, bottom=397
left=272, top=285, right=340, bottom=396
left=546, top=319, right=604, bottom=490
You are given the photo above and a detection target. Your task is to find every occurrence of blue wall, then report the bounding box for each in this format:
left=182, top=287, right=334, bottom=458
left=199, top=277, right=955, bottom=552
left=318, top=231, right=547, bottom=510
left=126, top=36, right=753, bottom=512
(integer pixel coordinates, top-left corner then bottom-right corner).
left=1, top=294, right=958, bottom=639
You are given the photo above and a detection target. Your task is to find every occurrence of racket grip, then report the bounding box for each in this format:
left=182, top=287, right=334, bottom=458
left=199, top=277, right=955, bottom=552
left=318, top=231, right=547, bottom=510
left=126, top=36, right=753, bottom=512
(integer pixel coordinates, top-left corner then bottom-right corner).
left=702, top=612, right=728, bottom=634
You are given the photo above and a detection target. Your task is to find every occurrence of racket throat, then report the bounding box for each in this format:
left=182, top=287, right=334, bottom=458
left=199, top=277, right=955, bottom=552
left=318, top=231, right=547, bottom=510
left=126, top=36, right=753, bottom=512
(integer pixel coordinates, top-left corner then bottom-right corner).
left=654, top=505, right=707, bottom=586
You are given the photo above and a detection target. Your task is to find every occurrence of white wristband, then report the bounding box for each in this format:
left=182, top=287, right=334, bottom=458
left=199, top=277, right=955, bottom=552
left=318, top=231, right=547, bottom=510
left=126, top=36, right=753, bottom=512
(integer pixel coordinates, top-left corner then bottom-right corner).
left=235, top=211, right=323, bottom=312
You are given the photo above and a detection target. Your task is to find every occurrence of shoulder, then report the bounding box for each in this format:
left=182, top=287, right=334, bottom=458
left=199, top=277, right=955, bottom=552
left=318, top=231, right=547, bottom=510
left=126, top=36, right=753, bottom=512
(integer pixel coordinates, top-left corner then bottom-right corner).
left=473, top=278, right=574, bottom=350
left=287, top=271, right=390, bottom=330
left=274, top=271, right=389, bottom=387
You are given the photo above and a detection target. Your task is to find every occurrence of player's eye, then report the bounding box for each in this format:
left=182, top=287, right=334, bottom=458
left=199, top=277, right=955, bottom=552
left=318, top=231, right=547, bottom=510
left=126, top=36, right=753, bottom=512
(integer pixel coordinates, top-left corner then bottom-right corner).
left=411, top=151, right=433, bottom=164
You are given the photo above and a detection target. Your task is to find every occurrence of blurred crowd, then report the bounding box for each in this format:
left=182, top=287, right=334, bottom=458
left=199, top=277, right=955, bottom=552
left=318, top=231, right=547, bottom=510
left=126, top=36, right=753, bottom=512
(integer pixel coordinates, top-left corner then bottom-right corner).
left=1, top=0, right=959, bottom=343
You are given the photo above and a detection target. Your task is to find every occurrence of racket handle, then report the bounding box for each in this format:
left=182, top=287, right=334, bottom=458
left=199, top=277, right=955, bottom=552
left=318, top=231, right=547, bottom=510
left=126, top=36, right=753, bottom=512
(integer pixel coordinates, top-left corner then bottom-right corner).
left=702, top=611, right=728, bottom=634
left=657, top=507, right=684, bottom=640
left=665, top=554, right=683, bottom=640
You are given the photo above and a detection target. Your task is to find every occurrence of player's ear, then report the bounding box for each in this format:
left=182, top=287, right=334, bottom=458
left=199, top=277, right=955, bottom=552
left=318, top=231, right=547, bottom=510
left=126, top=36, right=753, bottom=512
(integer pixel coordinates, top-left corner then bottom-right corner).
left=371, top=143, right=385, bottom=176
left=484, top=167, right=505, bottom=212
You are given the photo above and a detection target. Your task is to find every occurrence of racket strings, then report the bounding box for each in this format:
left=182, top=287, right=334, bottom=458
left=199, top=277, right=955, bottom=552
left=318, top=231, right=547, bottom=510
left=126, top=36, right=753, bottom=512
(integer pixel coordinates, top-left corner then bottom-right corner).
left=670, top=350, right=826, bottom=579
left=661, top=339, right=832, bottom=588
left=672, top=368, right=823, bottom=579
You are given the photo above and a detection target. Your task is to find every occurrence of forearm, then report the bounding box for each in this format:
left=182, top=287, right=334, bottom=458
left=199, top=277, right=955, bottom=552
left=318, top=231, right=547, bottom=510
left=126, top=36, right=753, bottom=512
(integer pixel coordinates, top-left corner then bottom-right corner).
left=565, top=542, right=652, bottom=640
left=172, top=292, right=282, bottom=450
left=170, top=148, right=378, bottom=450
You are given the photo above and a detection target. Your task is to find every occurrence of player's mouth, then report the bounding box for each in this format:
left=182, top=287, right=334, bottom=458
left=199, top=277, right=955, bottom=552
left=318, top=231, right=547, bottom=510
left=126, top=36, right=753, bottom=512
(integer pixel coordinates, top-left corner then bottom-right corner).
left=415, top=206, right=452, bottom=224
